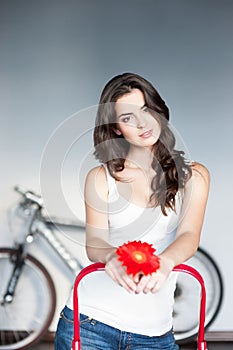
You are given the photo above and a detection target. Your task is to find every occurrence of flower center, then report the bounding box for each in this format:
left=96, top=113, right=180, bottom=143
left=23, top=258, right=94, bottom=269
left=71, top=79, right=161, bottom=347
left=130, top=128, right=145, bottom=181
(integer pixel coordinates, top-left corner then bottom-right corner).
left=132, top=251, right=147, bottom=263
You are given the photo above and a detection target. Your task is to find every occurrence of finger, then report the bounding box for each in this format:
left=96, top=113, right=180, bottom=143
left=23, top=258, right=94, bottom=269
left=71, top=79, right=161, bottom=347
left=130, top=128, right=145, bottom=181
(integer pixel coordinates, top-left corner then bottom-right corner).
left=143, top=278, right=159, bottom=293
left=120, top=274, right=137, bottom=293
left=135, top=275, right=150, bottom=294
left=151, top=282, right=161, bottom=293
left=118, top=279, right=137, bottom=293
left=133, top=273, right=143, bottom=283
left=105, top=263, right=137, bottom=293
left=143, top=279, right=159, bottom=293
left=105, top=263, right=118, bottom=282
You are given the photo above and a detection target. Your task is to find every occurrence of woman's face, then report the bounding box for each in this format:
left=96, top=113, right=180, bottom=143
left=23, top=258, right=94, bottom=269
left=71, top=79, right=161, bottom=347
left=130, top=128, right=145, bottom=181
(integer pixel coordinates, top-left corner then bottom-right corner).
left=114, top=89, right=161, bottom=148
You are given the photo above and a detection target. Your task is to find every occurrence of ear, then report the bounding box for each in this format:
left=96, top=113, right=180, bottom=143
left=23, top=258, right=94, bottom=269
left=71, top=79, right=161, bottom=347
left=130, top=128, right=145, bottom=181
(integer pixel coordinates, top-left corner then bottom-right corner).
left=112, top=127, right=122, bottom=136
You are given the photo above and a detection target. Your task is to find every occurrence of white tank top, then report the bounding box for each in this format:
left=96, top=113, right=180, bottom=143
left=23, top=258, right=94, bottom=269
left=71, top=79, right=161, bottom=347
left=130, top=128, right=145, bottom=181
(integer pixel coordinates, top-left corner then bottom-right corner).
left=67, top=165, right=182, bottom=336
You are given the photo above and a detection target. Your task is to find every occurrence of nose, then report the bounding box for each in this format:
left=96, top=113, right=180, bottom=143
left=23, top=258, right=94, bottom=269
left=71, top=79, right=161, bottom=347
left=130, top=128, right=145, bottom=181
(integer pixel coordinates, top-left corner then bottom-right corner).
left=136, top=115, right=146, bottom=129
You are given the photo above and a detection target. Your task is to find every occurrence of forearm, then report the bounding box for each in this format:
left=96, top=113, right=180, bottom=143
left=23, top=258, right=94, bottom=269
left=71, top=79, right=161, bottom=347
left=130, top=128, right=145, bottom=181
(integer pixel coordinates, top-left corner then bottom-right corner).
left=159, top=231, right=200, bottom=269
left=86, top=237, right=116, bottom=263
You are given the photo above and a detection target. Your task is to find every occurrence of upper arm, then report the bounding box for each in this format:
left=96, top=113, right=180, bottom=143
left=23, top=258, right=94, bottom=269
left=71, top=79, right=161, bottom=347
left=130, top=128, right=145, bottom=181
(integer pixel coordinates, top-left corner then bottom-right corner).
left=176, top=162, right=210, bottom=242
left=84, top=165, right=109, bottom=244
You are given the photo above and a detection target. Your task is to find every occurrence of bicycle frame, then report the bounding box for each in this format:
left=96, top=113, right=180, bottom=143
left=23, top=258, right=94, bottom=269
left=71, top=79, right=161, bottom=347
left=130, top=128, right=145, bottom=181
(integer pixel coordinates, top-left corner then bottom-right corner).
left=33, top=218, right=83, bottom=275
left=3, top=197, right=83, bottom=304
left=72, top=263, right=207, bottom=350
left=10, top=186, right=84, bottom=276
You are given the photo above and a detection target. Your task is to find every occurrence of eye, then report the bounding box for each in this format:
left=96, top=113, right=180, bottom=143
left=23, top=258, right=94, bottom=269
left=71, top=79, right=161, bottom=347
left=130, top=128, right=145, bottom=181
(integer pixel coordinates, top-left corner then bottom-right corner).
left=121, top=115, right=131, bottom=123
left=142, top=106, right=150, bottom=113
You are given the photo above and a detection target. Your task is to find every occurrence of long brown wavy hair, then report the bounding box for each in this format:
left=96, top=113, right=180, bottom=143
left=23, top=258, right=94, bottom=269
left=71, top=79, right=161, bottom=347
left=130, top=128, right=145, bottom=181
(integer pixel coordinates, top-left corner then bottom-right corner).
left=94, top=73, right=191, bottom=215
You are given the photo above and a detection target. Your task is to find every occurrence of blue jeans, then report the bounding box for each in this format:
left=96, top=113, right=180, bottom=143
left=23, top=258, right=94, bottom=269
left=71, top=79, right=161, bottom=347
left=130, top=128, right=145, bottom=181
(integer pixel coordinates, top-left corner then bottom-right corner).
left=54, top=306, right=179, bottom=350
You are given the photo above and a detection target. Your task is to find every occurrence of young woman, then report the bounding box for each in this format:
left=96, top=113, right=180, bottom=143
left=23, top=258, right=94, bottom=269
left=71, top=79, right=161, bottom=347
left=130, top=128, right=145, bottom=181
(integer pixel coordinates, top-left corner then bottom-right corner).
left=55, top=73, right=210, bottom=349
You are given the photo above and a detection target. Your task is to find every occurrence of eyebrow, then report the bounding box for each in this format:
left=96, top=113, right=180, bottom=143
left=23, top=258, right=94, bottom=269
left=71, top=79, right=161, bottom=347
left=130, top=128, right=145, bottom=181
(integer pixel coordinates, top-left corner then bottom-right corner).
left=117, top=104, right=146, bottom=118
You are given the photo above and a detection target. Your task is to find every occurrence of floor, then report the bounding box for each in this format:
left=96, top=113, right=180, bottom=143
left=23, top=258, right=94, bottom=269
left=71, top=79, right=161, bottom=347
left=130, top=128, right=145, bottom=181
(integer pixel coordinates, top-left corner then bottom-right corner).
left=30, top=340, right=233, bottom=349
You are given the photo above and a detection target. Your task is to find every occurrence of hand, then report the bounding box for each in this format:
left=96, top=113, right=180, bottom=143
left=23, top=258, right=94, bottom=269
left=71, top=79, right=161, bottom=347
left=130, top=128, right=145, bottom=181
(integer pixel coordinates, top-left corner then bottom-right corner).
left=105, top=254, right=137, bottom=293
left=133, top=255, right=174, bottom=294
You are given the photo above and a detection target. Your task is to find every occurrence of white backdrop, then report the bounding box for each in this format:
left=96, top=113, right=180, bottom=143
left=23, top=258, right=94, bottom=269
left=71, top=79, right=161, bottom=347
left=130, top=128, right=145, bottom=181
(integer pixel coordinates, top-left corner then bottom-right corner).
left=1, top=0, right=233, bottom=332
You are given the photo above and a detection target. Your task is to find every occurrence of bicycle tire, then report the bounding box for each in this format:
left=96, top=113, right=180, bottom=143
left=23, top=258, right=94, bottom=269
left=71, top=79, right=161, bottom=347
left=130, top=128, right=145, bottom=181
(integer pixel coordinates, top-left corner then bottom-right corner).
left=0, top=248, right=56, bottom=350
left=173, top=246, right=223, bottom=343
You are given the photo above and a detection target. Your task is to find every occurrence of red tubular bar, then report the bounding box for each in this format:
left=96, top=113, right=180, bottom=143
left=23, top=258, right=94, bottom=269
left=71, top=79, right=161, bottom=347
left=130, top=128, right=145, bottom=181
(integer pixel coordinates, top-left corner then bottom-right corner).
left=173, top=264, right=207, bottom=350
left=72, top=263, right=207, bottom=350
left=72, top=262, right=105, bottom=350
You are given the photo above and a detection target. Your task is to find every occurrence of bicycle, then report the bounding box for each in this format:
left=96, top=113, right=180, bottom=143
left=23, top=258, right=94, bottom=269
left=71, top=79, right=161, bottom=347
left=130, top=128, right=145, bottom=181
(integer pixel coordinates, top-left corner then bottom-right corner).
left=0, top=186, right=223, bottom=349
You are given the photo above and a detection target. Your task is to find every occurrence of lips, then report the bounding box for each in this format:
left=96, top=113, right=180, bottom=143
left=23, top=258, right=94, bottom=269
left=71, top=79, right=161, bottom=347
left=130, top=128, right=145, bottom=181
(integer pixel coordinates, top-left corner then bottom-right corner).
left=139, top=129, right=153, bottom=138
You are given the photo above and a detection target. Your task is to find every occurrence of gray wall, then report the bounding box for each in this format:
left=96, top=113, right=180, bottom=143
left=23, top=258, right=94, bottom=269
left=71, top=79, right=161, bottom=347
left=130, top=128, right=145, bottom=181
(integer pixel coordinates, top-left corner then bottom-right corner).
left=1, top=0, right=233, bottom=331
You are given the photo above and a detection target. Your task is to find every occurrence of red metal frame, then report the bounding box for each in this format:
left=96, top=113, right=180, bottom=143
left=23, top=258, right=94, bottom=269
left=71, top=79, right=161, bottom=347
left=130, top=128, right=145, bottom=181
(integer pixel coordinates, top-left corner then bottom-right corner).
left=72, top=263, right=207, bottom=350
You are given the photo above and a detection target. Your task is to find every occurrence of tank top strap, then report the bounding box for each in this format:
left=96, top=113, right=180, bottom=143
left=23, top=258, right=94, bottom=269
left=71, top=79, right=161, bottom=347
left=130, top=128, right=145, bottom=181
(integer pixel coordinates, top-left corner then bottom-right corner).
left=102, top=164, right=119, bottom=201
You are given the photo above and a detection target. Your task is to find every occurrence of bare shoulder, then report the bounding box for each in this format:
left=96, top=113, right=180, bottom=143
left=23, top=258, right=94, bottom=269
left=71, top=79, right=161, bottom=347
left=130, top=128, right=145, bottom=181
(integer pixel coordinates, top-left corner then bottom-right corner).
left=85, top=165, right=108, bottom=200
left=183, top=162, right=210, bottom=204
left=191, top=162, right=210, bottom=185
left=86, top=165, right=107, bottom=182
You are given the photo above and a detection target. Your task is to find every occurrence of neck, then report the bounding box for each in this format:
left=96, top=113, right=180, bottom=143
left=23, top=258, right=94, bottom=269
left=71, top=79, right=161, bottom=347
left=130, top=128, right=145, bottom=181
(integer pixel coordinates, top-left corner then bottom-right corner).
left=126, top=146, right=154, bottom=171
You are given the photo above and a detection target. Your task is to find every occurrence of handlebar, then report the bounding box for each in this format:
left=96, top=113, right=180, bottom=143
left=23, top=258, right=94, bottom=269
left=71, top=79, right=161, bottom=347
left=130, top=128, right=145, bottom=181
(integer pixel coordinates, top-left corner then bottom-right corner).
left=14, top=185, right=43, bottom=207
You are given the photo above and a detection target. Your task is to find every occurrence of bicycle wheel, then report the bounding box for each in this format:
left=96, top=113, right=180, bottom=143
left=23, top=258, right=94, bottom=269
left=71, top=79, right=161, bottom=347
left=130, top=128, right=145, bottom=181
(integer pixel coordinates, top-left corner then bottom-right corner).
left=0, top=248, right=56, bottom=350
left=173, top=246, right=223, bottom=343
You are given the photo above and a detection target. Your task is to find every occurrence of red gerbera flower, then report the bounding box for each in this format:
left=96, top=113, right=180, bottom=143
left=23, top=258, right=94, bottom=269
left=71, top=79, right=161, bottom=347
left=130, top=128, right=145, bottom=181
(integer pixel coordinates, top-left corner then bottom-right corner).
left=116, top=240, right=160, bottom=276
